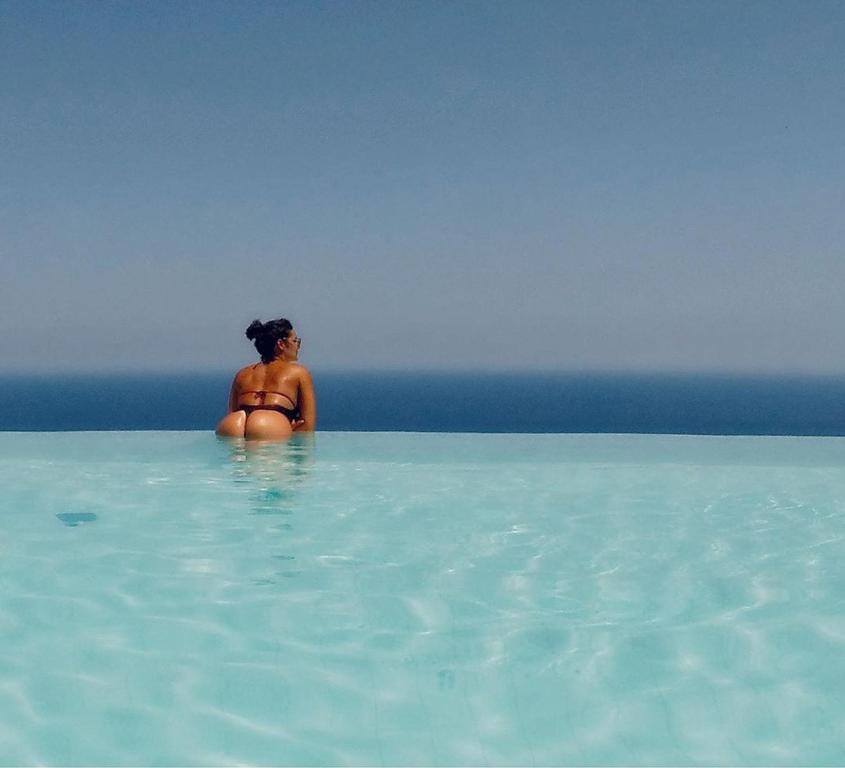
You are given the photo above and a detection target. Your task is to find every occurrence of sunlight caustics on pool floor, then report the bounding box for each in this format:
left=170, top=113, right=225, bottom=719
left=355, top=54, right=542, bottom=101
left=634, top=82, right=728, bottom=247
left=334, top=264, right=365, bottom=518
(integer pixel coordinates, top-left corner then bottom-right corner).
left=1, top=431, right=844, bottom=765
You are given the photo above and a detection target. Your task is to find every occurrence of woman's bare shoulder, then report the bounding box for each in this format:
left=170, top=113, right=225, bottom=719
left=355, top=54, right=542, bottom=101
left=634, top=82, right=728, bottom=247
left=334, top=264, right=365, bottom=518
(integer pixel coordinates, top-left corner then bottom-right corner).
left=234, top=363, right=259, bottom=382
left=288, top=363, right=313, bottom=381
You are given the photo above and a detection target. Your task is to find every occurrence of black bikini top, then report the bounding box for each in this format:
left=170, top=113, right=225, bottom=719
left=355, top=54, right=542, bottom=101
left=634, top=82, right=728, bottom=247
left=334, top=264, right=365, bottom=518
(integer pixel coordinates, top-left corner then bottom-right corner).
left=238, top=391, right=299, bottom=420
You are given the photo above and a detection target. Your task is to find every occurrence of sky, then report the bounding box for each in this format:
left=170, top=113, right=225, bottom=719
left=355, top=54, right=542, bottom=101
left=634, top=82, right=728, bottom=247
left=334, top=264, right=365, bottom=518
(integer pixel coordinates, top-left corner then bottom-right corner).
left=2, top=0, right=845, bottom=373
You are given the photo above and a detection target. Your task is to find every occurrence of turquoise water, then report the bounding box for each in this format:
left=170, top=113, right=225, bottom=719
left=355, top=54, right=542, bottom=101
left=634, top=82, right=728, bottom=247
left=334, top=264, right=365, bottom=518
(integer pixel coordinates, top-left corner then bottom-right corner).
left=2, top=431, right=845, bottom=765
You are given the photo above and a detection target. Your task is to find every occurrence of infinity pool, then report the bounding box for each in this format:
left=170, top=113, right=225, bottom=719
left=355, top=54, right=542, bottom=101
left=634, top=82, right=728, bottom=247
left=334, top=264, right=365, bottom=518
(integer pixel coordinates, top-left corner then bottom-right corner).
left=1, top=431, right=844, bottom=765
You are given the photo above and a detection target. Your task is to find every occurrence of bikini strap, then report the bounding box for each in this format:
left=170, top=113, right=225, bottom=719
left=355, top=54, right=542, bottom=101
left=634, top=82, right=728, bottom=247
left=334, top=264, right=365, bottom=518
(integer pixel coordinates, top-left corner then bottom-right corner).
left=239, top=390, right=297, bottom=407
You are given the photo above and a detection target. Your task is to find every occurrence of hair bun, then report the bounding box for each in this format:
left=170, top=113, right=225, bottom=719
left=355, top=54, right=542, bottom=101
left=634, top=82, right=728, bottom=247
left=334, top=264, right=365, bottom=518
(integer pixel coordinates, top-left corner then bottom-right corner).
left=245, top=320, right=264, bottom=340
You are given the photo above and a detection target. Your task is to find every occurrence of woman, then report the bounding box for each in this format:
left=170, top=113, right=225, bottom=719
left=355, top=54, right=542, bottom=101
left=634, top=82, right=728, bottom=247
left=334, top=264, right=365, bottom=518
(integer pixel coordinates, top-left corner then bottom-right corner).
left=216, top=317, right=316, bottom=440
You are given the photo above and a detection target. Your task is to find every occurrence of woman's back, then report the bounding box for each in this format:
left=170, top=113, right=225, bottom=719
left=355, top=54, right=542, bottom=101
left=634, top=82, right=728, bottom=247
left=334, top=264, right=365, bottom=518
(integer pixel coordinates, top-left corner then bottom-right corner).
left=235, top=360, right=301, bottom=410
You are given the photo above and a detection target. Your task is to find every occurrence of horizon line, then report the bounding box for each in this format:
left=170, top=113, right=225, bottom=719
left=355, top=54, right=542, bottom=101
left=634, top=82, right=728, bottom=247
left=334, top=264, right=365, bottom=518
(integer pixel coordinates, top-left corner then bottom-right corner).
left=4, top=366, right=845, bottom=380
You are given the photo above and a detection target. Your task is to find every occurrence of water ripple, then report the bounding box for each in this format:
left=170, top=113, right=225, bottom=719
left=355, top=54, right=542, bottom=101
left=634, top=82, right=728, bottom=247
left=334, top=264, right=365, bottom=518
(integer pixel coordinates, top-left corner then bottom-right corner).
left=2, top=433, right=845, bottom=763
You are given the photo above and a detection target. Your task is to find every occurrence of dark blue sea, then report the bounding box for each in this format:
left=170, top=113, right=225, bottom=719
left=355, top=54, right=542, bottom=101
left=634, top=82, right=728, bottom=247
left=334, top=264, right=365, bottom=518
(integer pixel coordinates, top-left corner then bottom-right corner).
left=3, top=371, right=845, bottom=435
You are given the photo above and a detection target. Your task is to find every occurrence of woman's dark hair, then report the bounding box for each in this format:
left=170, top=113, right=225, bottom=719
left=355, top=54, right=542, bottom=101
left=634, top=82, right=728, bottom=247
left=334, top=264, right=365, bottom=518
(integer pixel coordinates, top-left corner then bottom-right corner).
left=245, top=317, right=293, bottom=363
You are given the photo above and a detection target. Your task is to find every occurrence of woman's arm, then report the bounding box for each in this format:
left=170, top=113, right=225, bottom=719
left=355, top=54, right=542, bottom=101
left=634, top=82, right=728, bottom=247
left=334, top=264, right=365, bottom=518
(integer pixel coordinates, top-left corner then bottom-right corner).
left=227, top=375, right=240, bottom=414
left=295, top=367, right=317, bottom=431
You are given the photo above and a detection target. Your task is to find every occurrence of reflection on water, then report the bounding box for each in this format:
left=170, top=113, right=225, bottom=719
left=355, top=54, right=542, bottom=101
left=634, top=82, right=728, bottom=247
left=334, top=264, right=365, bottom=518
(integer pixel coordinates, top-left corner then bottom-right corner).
left=221, top=434, right=316, bottom=584
left=225, top=433, right=315, bottom=502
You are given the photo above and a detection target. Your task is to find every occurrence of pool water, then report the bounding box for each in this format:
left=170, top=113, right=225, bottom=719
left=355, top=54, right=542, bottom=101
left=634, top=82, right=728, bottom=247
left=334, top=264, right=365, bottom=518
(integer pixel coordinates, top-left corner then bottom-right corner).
left=1, top=431, right=844, bottom=765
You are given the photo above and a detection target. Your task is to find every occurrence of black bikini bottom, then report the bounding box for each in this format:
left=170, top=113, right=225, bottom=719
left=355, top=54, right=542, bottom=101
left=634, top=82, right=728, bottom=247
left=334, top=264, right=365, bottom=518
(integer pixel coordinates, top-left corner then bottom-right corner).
left=240, top=404, right=299, bottom=421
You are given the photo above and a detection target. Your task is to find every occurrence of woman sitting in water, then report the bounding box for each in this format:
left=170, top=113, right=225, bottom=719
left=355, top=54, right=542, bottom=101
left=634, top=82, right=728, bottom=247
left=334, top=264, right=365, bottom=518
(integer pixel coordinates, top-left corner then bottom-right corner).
left=216, top=317, right=316, bottom=440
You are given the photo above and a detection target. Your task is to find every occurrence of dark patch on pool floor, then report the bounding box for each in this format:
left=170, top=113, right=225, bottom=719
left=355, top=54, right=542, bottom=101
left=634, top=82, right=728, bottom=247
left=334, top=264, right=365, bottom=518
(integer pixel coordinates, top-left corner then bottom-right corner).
left=56, top=512, right=98, bottom=527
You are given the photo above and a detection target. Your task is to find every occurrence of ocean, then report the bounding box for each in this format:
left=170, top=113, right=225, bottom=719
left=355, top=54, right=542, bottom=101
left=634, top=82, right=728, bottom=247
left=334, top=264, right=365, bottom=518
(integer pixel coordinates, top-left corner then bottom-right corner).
left=3, top=371, right=845, bottom=435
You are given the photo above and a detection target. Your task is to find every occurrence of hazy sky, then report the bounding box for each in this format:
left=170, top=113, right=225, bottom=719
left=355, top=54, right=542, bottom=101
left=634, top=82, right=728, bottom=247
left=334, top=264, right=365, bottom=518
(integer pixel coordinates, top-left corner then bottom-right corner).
left=3, top=0, right=844, bottom=372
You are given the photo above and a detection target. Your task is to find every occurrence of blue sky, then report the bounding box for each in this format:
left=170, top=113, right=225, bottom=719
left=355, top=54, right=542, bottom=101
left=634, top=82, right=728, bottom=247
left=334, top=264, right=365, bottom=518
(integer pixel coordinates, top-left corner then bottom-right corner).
left=2, top=0, right=844, bottom=372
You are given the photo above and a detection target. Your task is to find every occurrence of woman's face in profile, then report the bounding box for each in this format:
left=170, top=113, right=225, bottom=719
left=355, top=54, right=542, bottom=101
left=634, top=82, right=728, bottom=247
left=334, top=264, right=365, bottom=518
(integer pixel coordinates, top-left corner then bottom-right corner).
left=282, top=330, right=301, bottom=361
